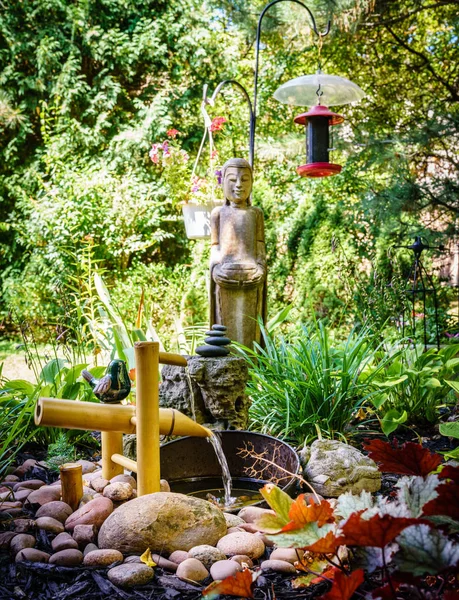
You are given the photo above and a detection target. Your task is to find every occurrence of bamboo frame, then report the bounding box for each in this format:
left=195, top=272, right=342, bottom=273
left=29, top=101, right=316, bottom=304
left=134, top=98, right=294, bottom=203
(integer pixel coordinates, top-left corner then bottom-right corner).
left=35, top=343, right=211, bottom=496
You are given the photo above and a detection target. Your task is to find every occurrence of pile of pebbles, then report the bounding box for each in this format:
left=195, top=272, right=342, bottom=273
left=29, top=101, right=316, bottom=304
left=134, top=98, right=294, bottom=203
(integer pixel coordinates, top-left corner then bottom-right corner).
left=1, top=458, right=306, bottom=590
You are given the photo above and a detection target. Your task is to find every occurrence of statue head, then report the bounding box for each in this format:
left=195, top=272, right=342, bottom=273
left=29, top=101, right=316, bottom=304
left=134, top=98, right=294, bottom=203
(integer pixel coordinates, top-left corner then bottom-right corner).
left=221, top=158, right=253, bottom=206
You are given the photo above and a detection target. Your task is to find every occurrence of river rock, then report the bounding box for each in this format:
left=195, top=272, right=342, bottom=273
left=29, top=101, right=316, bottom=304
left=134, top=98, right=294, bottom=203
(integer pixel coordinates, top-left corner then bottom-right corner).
left=35, top=516, right=65, bottom=534
left=65, top=496, right=113, bottom=531
left=13, top=489, right=33, bottom=502
left=13, top=519, right=35, bottom=533
left=299, top=439, right=382, bottom=497
left=16, top=548, right=50, bottom=563
left=49, top=549, right=83, bottom=566
left=169, top=550, right=189, bottom=564
left=176, top=558, right=209, bottom=582
left=83, top=543, right=99, bottom=556
left=270, top=548, right=304, bottom=564
left=224, top=513, right=245, bottom=528
left=83, top=549, right=123, bottom=567
left=110, top=474, right=137, bottom=489
left=76, top=460, right=97, bottom=474
left=108, top=564, right=154, bottom=588
left=35, top=501, right=73, bottom=523
left=27, top=485, right=61, bottom=506
left=151, top=553, right=178, bottom=572
left=103, top=482, right=133, bottom=502
left=188, top=545, right=226, bottom=569
left=98, top=492, right=227, bottom=554
left=210, top=559, right=242, bottom=581
left=52, top=532, right=79, bottom=552
left=124, top=555, right=141, bottom=564
left=10, top=534, right=35, bottom=557
left=13, top=459, right=37, bottom=477
left=0, top=532, right=17, bottom=550
left=217, top=532, right=265, bottom=559
left=160, top=479, right=170, bottom=493
left=73, top=524, right=97, bottom=547
left=91, top=478, right=109, bottom=493
left=238, top=506, right=275, bottom=524
left=4, top=475, right=20, bottom=483
left=14, top=479, right=46, bottom=491
left=261, top=559, right=297, bottom=574
left=231, top=554, right=253, bottom=567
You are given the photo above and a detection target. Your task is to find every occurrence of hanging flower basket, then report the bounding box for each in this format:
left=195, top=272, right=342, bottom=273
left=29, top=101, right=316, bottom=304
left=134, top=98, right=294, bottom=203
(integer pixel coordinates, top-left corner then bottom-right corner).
left=182, top=202, right=216, bottom=240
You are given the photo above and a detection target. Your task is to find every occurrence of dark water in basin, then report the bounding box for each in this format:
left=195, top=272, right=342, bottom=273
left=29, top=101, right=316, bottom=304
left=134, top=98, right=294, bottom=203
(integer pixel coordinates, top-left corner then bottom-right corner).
left=171, top=476, right=265, bottom=510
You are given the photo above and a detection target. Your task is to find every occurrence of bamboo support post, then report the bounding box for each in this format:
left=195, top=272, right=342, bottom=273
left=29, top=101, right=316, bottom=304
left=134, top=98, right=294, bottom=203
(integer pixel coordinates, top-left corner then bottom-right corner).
left=101, top=431, right=124, bottom=479
left=135, top=341, right=160, bottom=495
left=111, top=453, right=138, bottom=473
left=60, top=463, right=83, bottom=511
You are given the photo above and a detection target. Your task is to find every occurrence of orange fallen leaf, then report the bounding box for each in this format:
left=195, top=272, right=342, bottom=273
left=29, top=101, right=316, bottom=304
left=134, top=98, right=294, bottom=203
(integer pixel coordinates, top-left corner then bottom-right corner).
left=202, top=568, right=255, bottom=599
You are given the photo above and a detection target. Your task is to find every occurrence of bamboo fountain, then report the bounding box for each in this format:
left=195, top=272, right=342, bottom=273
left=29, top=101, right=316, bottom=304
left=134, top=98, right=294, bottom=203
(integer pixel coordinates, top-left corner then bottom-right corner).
left=35, top=342, right=211, bottom=497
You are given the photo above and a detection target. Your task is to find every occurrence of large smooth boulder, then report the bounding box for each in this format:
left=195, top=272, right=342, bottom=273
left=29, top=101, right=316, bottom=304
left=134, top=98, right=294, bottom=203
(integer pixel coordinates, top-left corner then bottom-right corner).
left=98, top=492, right=227, bottom=554
left=299, top=439, right=381, bottom=497
left=65, top=496, right=113, bottom=531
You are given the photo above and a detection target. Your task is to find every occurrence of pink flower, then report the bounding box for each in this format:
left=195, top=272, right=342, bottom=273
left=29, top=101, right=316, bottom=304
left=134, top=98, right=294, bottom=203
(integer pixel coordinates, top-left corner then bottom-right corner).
left=166, top=128, right=180, bottom=138
left=210, top=116, right=227, bottom=132
left=181, top=151, right=189, bottom=161
left=149, top=147, right=159, bottom=163
left=162, top=141, right=169, bottom=152
left=211, top=149, right=219, bottom=160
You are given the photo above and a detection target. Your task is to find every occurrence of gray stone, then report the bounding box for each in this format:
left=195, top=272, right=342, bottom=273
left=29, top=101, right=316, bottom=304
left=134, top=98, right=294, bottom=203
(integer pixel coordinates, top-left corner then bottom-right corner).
left=83, top=549, right=123, bottom=567
left=83, top=543, right=99, bottom=556
left=204, top=337, right=231, bottom=346
left=52, top=532, right=79, bottom=552
left=16, top=548, right=49, bottom=563
left=188, top=544, right=226, bottom=568
left=10, top=534, right=35, bottom=557
left=261, top=559, right=297, bottom=574
left=299, top=439, right=382, bottom=497
left=212, top=325, right=227, bottom=332
left=196, top=345, right=230, bottom=357
left=35, top=516, right=65, bottom=534
left=49, top=549, right=83, bottom=566
left=73, top=524, right=97, bottom=548
left=103, top=482, right=133, bottom=502
left=216, top=532, right=265, bottom=559
left=270, top=548, right=304, bottom=564
left=108, top=564, right=154, bottom=588
left=224, top=513, right=245, bottom=528
left=98, top=492, right=227, bottom=554
left=176, top=558, right=209, bottom=582
left=210, top=559, right=242, bottom=581
left=231, top=555, right=253, bottom=568
left=35, top=501, right=73, bottom=523
left=168, top=550, right=189, bottom=564
left=151, top=553, right=178, bottom=572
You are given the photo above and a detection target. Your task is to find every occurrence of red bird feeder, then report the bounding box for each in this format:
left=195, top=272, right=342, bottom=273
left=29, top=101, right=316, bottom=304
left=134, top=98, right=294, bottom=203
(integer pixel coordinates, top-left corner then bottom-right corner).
left=294, top=104, right=344, bottom=178
left=273, top=71, right=365, bottom=179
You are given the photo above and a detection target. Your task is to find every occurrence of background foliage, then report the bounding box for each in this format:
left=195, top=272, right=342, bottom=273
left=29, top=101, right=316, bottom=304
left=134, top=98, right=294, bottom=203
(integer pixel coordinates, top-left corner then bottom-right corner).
left=0, top=0, right=458, bottom=342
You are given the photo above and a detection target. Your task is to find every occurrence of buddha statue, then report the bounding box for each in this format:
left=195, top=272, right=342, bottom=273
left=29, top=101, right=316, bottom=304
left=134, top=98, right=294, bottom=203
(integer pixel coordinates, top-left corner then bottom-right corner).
left=210, top=158, right=267, bottom=348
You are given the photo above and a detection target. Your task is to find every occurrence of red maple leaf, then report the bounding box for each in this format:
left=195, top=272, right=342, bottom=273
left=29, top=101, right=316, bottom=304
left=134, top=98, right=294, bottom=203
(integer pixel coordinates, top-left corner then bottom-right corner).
left=370, top=581, right=401, bottom=599
left=422, top=481, right=459, bottom=520
left=281, top=496, right=335, bottom=532
left=202, top=568, right=254, bottom=599
left=362, top=438, right=442, bottom=476
left=304, top=531, right=342, bottom=554
left=319, top=569, right=364, bottom=600
left=310, top=565, right=338, bottom=584
left=338, top=513, right=421, bottom=548
left=439, top=465, right=459, bottom=483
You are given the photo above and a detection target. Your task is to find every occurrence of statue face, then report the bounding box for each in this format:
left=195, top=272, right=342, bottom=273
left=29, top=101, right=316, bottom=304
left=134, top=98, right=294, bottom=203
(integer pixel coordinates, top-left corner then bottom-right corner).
left=223, top=166, right=252, bottom=204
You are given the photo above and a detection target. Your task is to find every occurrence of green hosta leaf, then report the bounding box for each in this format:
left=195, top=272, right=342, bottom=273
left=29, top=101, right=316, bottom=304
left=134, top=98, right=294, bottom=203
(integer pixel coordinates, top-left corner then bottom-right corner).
left=63, top=364, right=88, bottom=385
left=395, top=524, right=459, bottom=575
left=445, top=358, right=459, bottom=370
left=39, top=359, right=66, bottom=384
left=373, top=376, right=408, bottom=388
left=260, top=484, right=293, bottom=524
left=335, top=490, right=374, bottom=520
left=381, top=409, right=408, bottom=436
left=268, top=522, right=335, bottom=548
left=439, top=422, right=459, bottom=439
left=1, top=380, right=36, bottom=397
left=425, top=515, right=459, bottom=534
left=395, top=475, right=440, bottom=518
left=425, top=378, right=442, bottom=389
left=445, top=380, right=459, bottom=394
left=442, top=447, right=459, bottom=460
left=353, top=543, right=398, bottom=574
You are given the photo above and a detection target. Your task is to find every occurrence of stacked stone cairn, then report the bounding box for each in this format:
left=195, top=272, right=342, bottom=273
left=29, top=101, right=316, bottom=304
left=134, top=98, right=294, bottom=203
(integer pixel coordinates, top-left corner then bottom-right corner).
left=196, top=324, right=231, bottom=357
left=0, top=457, right=304, bottom=590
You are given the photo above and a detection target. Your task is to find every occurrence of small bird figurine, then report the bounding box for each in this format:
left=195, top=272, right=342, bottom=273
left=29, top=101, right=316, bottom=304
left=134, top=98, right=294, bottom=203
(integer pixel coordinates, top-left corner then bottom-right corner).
left=81, top=359, right=131, bottom=404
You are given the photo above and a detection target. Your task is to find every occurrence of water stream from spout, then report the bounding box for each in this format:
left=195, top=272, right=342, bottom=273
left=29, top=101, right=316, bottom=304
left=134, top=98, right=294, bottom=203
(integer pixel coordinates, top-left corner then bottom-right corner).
left=207, top=431, right=234, bottom=506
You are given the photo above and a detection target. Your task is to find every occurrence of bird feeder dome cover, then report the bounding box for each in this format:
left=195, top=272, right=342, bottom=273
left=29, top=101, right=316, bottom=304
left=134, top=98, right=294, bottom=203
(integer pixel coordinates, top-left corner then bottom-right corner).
left=274, top=72, right=366, bottom=107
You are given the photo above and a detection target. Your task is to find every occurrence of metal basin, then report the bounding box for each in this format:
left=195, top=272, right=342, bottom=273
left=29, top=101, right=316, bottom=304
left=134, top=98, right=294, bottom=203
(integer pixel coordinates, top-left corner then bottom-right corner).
left=160, top=430, right=300, bottom=511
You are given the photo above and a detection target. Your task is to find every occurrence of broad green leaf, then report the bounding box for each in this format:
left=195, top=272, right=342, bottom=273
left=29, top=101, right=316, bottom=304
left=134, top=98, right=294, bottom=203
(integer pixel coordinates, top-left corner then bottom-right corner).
left=260, top=484, right=293, bottom=523
left=425, top=515, right=459, bottom=534
left=372, top=375, right=408, bottom=388
left=442, top=447, right=459, bottom=460
left=439, top=422, right=459, bottom=439
left=59, top=382, right=82, bottom=400
left=268, top=522, right=335, bottom=548
left=445, top=358, right=459, bottom=370
left=40, top=359, right=66, bottom=384
left=424, top=378, right=442, bottom=389
left=63, top=364, right=88, bottom=385
left=381, top=409, right=408, bottom=436
left=256, top=512, right=288, bottom=534
left=1, top=380, right=36, bottom=397
left=395, top=524, right=459, bottom=576
left=445, top=380, right=459, bottom=394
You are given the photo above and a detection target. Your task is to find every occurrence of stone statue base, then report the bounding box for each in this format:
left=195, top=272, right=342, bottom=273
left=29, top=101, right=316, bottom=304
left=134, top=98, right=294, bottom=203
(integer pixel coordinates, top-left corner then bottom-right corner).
left=123, top=356, right=250, bottom=460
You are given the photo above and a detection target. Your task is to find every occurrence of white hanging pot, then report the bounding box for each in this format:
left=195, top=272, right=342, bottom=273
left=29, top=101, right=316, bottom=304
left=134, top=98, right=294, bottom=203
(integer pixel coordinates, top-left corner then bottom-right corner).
left=181, top=202, right=216, bottom=240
